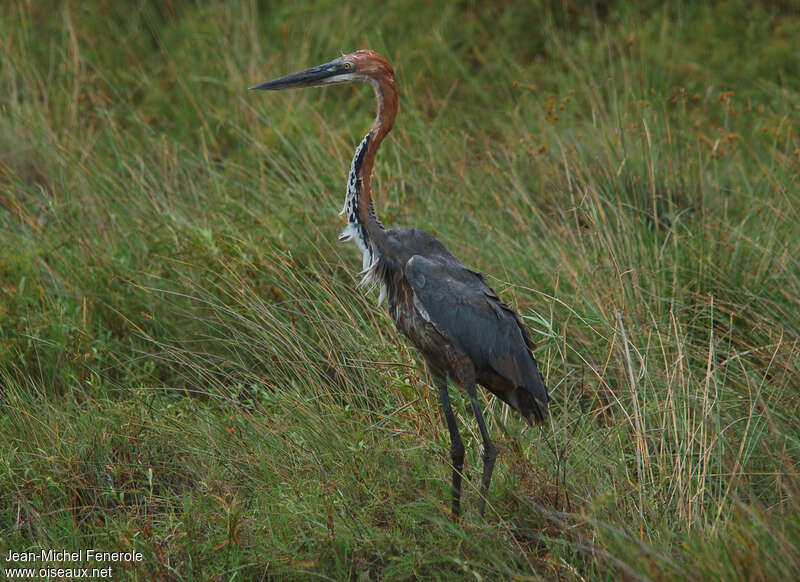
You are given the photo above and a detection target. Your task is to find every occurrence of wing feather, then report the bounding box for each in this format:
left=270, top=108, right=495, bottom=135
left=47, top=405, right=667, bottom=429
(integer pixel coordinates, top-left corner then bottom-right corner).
left=405, top=254, right=548, bottom=418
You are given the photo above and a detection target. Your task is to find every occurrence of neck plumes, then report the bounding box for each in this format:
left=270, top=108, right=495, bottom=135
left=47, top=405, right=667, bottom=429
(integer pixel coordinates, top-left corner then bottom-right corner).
left=338, top=72, right=398, bottom=295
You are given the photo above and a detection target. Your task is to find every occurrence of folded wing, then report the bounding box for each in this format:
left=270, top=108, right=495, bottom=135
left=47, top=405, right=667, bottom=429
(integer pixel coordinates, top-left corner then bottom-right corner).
left=405, top=254, right=549, bottom=422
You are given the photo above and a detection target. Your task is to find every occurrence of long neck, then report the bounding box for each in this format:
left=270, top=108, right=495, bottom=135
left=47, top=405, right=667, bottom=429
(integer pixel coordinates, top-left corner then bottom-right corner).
left=338, top=74, right=398, bottom=277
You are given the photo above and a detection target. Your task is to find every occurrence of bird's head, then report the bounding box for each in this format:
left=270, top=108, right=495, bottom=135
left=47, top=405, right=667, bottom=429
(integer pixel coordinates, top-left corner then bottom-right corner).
left=249, top=50, right=394, bottom=92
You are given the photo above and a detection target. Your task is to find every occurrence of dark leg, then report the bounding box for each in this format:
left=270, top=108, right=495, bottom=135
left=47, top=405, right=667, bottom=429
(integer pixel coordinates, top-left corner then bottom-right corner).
left=467, top=383, right=497, bottom=517
left=435, top=374, right=464, bottom=517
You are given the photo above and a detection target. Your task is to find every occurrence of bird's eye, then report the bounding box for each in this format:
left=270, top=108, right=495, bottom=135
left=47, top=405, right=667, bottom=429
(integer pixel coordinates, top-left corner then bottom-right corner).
left=343, top=62, right=352, bottom=70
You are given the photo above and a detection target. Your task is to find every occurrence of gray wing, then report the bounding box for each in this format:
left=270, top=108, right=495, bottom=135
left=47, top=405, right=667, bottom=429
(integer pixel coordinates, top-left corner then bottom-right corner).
left=405, top=254, right=549, bottom=418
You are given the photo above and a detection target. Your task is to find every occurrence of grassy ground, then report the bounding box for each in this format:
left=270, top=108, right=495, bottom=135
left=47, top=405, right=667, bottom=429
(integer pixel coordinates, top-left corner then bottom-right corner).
left=2, top=0, right=799, bottom=579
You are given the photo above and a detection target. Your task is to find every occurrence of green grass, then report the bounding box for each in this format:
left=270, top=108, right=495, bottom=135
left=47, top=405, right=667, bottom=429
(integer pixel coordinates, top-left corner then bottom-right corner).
left=2, top=0, right=799, bottom=579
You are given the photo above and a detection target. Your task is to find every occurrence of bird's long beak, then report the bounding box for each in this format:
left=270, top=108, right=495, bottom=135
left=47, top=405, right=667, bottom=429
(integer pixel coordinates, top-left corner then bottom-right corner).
left=249, top=59, right=351, bottom=91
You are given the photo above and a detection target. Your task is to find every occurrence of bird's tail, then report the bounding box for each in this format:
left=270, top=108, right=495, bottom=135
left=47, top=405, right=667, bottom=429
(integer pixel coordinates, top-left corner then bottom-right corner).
left=487, top=357, right=549, bottom=424
left=519, top=357, right=549, bottom=424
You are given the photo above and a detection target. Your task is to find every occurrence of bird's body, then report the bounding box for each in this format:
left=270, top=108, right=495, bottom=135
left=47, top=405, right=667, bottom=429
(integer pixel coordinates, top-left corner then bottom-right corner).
left=251, top=50, right=549, bottom=517
left=370, top=227, right=547, bottom=423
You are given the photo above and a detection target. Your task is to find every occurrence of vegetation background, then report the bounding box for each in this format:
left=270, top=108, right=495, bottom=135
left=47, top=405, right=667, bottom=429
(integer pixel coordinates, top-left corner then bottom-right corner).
left=2, top=0, right=799, bottom=579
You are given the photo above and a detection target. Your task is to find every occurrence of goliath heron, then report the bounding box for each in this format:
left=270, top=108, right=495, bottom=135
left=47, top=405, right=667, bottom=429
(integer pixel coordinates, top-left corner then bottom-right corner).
left=250, top=50, right=549, bottom=517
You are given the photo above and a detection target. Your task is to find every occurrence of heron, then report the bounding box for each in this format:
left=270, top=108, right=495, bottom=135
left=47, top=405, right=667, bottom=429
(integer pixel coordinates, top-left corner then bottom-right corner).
left=250, top=50, right=549, bottom=517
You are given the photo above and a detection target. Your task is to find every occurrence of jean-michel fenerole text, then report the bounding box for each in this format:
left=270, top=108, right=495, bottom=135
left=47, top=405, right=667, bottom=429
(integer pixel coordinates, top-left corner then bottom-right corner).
left=5, top=548, right=144, bottom=563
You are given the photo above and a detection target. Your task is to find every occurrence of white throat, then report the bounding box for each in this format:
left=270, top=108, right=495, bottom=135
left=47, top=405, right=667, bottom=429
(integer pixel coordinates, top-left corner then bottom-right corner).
left=337, top=132, right=385, bottom=302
